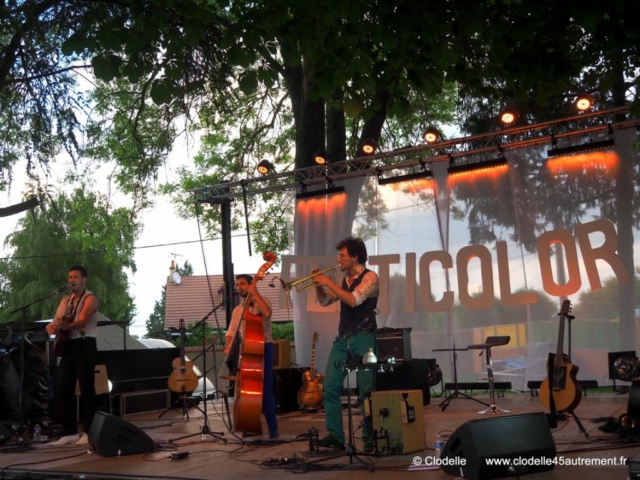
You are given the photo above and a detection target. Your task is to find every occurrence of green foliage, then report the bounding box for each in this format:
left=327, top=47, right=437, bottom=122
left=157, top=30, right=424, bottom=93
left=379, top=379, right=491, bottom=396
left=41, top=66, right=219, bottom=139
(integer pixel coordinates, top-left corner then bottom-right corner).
left=0, top=187, right=138, bottom=323
left=572, top=275, right=640, bottom=321
left=272, top=321, right=294, bottom=342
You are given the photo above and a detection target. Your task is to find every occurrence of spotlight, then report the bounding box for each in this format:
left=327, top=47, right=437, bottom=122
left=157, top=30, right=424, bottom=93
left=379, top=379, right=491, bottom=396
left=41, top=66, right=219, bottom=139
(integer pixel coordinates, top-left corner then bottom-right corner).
left=608, top=351, right=639, bottom=393
left=359, top=138, right=377, bottom=156
left=257, top=159, right=274, bottom=175
left=423, top=127, right=440, bottom=144
left=313, top=150, right=329, bottom=166
left=499, top=106, right=518, bottom=126
left=575, top=94, right=593, bottom=112
left=426, top=359, right=442, bottom=387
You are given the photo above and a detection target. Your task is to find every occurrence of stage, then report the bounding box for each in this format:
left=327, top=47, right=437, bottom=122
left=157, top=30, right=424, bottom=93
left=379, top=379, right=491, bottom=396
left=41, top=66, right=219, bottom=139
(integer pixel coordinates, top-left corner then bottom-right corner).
left=0, top=391, right=636, bottom=479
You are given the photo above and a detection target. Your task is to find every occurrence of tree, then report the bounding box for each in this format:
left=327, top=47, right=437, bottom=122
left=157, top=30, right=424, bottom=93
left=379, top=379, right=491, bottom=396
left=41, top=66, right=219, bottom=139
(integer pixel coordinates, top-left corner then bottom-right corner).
left=0, top=187, right=137, bottom=323
left=144, top=260, right=194, bottom=339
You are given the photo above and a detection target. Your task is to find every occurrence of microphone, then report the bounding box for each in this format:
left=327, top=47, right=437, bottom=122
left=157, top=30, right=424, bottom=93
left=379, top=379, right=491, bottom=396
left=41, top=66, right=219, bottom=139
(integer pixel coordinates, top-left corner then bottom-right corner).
left=57, top=285, right=71, bottom=293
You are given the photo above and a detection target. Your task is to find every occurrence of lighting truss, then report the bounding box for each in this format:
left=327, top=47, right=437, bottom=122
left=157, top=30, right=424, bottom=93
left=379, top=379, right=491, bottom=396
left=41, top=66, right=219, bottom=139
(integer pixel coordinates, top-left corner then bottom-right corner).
left=192, top=107, right=634, bottom=202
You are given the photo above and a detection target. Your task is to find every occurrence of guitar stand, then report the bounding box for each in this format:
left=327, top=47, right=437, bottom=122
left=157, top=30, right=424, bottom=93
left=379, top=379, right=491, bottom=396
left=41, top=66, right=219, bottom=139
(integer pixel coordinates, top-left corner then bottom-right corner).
left=434, top=344, right=489, bottom=412
left=158, top=393, right=204, bottom=420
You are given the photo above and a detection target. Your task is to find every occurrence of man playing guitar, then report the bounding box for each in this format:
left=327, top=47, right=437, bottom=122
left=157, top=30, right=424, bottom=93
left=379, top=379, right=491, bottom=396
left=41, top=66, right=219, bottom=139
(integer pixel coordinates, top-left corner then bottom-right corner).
left=46, top=266, right=99, bottom=446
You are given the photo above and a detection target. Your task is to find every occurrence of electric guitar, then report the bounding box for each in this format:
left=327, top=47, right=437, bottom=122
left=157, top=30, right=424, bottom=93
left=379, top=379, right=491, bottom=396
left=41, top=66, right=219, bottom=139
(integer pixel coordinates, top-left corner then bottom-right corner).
left=167, top=319, right=199, bottom=394
left=297, top=332, right=324, bottom=410
left=539, top=300, right=582, bottom=413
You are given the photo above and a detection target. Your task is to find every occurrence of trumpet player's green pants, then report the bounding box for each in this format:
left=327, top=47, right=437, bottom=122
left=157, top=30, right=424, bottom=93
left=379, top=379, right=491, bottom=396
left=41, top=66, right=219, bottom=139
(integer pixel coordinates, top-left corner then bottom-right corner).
left=323, top=331, right=376, bottom=445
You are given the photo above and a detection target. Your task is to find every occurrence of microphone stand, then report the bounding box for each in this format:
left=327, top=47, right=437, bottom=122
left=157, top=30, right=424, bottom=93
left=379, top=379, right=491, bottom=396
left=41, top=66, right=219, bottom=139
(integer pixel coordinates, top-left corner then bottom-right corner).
left=9, top=286, right=70, bottom=438
left=169, top=299, right=228, bottom=444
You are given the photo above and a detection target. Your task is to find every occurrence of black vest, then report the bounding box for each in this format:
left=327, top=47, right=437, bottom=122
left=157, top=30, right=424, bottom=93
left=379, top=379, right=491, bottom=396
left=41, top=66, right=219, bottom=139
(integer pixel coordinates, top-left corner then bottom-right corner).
left=338, top=268, right=378, bottom=335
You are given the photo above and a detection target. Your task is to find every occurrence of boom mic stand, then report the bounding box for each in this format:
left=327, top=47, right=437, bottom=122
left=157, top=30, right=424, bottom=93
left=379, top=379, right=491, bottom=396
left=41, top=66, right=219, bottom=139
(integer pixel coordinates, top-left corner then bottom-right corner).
left=9, top=286, right=69, bottom=438
left=169, top=301, right=228, bottom=444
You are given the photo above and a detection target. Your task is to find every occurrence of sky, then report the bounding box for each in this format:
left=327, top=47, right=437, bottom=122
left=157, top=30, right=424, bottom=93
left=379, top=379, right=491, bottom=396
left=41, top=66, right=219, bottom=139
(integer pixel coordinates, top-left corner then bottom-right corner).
left=0, top=146, right=270, bottom=339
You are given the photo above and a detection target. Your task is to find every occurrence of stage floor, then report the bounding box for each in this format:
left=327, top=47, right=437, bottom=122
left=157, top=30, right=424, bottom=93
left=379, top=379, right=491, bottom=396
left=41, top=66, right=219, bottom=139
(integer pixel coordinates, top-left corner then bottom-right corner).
left=0, top=391, right=636, bottom=479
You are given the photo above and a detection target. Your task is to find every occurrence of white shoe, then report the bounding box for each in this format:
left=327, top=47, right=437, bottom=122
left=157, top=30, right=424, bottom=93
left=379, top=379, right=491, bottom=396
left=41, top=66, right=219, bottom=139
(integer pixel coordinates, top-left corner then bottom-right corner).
left=50, top=433, right=80, bottom=445
left=76, top=433, right=89, bottom=446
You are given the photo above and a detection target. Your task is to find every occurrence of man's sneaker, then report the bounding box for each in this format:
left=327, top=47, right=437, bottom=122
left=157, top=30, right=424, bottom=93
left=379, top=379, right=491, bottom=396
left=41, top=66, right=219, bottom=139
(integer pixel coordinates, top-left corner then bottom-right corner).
left=318, top=433, right=345, bottom=449
left=50, top=433, right=80, bottom=446
left=76, top=433, right=89, bottom=446
left=363, top=436, right=374, bottom=453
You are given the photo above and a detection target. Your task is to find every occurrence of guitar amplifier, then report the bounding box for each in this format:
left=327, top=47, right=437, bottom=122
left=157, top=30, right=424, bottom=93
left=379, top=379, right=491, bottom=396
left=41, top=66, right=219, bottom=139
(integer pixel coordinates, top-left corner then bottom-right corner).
left=370, top=390, right=424, bottom=454
left=375, top=328, right=412, bottom=362
left=273, top=340, right=291, bottom=369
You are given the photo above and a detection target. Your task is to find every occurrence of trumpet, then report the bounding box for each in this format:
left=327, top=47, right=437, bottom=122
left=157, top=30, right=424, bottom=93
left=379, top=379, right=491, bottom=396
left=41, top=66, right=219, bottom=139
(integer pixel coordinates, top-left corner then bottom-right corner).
left=282, top=265, right=341, bottom=293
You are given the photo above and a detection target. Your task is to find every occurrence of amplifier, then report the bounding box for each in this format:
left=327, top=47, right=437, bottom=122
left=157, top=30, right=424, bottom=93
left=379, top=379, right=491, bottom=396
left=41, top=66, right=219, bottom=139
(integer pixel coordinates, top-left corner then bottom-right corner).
left=370, top=390, right=424, bottom=454
left=119, top=389, right=170, bottom=416
left=273, top=340, right=291, bottom=369
left=375, top=328, right=412, bottom=362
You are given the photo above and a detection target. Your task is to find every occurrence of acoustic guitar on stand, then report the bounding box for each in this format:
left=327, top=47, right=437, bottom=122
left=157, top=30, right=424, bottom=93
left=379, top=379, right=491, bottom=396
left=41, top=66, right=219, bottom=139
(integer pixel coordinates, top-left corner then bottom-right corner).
left=297, top=332, right=324, bottom=410
left=168, top=319, right=199, bottom=394
left=539, top=300, right=582, bottom=413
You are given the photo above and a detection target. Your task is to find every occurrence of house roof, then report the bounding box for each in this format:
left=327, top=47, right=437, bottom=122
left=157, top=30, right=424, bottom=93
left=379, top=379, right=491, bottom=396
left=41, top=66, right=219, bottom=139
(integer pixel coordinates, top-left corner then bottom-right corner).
left=164, top=274, right=293, bottom=330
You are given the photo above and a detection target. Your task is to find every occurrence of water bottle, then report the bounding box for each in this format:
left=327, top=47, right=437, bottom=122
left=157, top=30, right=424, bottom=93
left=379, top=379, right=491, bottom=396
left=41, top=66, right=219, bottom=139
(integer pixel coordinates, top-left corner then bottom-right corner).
left=363, top=348, right=377, bottom=364
left=435, top=433, right=444, bottom=456
left=33, top=424, right=41, bottom=442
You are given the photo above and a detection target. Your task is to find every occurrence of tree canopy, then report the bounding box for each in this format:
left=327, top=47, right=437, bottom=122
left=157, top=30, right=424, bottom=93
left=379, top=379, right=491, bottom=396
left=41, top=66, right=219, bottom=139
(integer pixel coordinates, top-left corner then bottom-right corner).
left=0, top=187, right=137, bottom=323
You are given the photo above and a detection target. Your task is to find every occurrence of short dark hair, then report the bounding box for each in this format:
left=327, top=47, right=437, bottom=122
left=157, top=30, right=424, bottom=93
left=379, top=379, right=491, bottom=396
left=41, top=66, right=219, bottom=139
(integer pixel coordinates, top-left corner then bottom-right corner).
left=336, top=236, right=368, bottom=264
left=235, top=274, right=253, bottom=284
left=69, top=265, right=88, bottom=278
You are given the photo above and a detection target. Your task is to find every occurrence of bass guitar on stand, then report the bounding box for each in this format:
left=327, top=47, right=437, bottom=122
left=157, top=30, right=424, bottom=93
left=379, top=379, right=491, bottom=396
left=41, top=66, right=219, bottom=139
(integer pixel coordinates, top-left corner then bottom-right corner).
left=297, top=332, right=324, bottom=410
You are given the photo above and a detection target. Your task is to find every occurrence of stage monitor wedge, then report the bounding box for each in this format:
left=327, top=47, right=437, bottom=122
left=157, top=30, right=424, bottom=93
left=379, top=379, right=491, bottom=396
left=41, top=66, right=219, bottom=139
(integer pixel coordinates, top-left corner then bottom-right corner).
left=440, top=412, right=556, bottom=480
left=88, top=412, right=156, bottom=457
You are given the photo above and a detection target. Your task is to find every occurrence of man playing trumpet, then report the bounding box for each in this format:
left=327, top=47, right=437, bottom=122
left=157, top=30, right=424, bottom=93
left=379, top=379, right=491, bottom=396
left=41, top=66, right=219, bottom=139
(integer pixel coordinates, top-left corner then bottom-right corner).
left=312, top=235, right=379, bottom=453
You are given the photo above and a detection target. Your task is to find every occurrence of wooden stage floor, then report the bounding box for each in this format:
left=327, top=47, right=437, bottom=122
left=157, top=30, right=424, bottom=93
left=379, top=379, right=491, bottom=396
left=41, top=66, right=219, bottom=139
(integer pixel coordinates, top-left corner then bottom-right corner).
left=0, top=391, right=637, bottom=479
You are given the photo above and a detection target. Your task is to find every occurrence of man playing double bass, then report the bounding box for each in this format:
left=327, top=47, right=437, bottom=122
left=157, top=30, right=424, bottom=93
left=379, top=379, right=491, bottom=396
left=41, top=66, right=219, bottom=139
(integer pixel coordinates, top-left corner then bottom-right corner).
left=224, top=274, right=279, bottom=439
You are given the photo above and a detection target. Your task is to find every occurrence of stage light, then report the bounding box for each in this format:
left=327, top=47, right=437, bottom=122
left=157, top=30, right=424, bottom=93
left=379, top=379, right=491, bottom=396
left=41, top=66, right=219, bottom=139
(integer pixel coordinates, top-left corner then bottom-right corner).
left=377, top=162, right=433, bottom=186
left=608, top=351, right=639, bottom=393
left=499, top=106, right=518, bottom=126
left=295, top=181, right=345, bottom=200
left=426, top=359, right=442, bottom=387
left=575, top=94, right=593, bottom=112
left=423, top=127, right=440, bottom=144
left=313, top=150, right=329, bottom=166
left=359, top=138, right=377, bottom=155
left=257, top=159, right=274, bottom=175
left=546, top=138, right=615, bottom=159
left=447, top=157, right=508, bottom=176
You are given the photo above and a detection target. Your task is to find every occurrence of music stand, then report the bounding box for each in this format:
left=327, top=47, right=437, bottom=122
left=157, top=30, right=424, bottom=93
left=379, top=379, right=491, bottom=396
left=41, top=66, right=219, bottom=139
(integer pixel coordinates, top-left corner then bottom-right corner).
left=169, top=303, right=228, bottom=444
left=434, top=342, right=489, bottom=411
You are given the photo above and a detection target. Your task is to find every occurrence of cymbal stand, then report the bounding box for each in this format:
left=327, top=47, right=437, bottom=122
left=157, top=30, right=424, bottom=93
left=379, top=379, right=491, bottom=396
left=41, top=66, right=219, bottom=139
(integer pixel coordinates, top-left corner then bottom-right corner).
left=434, top=342, right=489, bottom=411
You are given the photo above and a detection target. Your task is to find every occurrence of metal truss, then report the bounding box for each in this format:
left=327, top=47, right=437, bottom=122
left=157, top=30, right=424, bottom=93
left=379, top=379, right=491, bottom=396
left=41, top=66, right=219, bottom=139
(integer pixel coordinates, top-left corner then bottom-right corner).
left=192, top=106, right=635, bottom=202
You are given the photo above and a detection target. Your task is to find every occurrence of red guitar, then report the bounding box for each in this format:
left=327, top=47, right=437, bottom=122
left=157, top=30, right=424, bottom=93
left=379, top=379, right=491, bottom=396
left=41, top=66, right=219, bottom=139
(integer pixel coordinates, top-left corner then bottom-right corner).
left=297, top=332, right=324, bottom=410
left=52, top=314, right=74, bottom=357
left=539, top=300, right=582, bottom=413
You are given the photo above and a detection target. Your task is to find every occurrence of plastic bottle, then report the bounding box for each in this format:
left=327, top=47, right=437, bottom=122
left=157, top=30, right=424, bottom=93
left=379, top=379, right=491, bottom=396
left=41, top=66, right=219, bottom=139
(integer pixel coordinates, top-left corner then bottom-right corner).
left=363, top=348, right=377, bottom=364
left=435, top=433, right=444, bottom=456
left=33, top=424, right=41, bottom=442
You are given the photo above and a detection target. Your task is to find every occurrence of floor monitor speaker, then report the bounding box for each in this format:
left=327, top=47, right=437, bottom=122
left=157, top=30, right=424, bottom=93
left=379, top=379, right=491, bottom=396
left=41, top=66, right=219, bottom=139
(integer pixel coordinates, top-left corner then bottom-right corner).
left=440, top=412, right=556, bottom=480
left=88, top=412, right=156, bottom=457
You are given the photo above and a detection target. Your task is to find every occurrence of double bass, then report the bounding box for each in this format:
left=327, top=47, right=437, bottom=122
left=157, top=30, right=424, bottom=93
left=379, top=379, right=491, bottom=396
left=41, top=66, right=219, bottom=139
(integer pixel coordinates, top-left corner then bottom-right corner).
left=226, top=251, right=276, bottom=435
